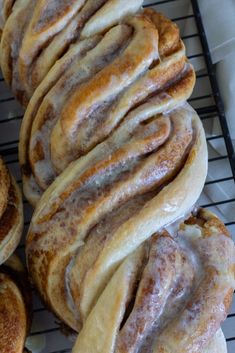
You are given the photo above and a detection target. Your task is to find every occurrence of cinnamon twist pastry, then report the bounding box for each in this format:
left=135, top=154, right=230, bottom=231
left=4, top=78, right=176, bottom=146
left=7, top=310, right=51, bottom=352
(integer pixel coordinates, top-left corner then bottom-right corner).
left=72, top=209, right=235, bottom=353
left=19, top=10, right=195, bottom=206
left=26, top=102, right=207, bottom=331
left=0, top=156, right=23, bottom=265
left=0, top=255, right=32, bottom=353
left=0, top=0, right=143, bottom=104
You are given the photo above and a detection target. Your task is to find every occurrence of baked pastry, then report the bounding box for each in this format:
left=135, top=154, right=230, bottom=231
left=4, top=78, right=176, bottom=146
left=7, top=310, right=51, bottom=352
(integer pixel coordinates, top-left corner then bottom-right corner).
left=26, top=102, right=207, bottom=331
left=0, top=156, right=23, bottom=265
left=19, top=10, right=195, bottom=206
left=0, top=255, right=32, bottom=353
left=0, top=0, right=15, bottom=33
left=72, top=209, right=235, bottom=353
left=0, top=0, right=143, bottom=104
left=8, top=3, right=231, bottom=352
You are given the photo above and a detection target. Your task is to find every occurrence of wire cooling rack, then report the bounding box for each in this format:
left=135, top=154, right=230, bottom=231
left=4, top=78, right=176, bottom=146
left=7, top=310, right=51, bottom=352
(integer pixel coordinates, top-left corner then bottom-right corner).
left=0, top=0, right=235, bottom=352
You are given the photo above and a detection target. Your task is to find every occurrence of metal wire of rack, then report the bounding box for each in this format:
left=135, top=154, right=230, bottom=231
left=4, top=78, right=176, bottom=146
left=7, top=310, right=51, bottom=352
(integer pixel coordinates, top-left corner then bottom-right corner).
left=0, top=0, right=235, bottom=352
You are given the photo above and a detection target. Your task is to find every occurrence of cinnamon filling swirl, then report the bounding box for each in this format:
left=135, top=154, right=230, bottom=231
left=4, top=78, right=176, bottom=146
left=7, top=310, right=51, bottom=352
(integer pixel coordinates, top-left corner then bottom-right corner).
left=26, top=103, right=207, bottom=331
left=0, top=0, right=143, bottom=103
left=72, top=209, right=235, bottom=353
left=18, top=10, right=196, bottom=206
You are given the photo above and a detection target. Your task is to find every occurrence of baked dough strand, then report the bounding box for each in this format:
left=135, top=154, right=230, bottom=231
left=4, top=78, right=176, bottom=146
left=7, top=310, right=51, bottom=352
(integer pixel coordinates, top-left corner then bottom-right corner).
left=26, top=103, right=207, bottom=331
left=72, top=210, right=235, bottom=353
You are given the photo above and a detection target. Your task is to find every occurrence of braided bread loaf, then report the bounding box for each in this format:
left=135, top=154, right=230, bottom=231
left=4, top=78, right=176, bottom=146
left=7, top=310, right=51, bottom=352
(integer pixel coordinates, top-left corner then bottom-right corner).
left=1, top=2, right=234, bottom=352
left=0, top=156, right=23, bottom=265
left=26, top=102, right=207, bottom=331
left=0, top=0, right=143, bottom=105
left=72, top=209, right=235, bottom=353
left=0, top=255, right=32, bottom=353
left=19, top=10, right=195, bottom=206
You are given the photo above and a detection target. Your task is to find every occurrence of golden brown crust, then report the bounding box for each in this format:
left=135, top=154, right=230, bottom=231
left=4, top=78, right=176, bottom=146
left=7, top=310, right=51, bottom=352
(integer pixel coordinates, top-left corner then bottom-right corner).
left=0, top=272, right=26, bottom=352
left=18, top=36, right=102, bottom=201
left=0, top=0, right=143, bottom=103
left=59, top=14, right=158, bottom=135
left=0, top=158, right=23, bottom=265
left=29, top=14, right=159, bottom=186
left=50, top=13, right=180, bottom=170
left=143, top=8, right=180, bottom=57
left=0, top=255, right=32, bottom=353
left=18, top=10, right=195, bottom=206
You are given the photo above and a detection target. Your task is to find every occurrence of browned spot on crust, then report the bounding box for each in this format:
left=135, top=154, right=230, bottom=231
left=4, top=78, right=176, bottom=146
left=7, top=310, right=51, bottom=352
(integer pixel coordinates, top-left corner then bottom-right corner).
left=186, top=208, right=232, bottom=238
left=143, top=9, right=180, bottom=57
left=33, top=140, right=45, bottom=162
left=166, top=64, right=195, bottom=98
left=184, top=215, right=205, bottom=227
left=15, top=89, right=29, bottom=107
